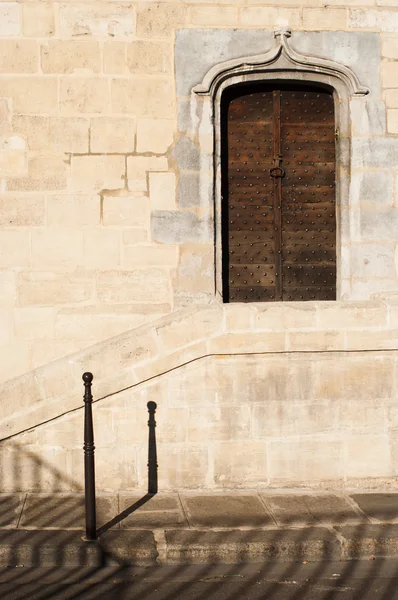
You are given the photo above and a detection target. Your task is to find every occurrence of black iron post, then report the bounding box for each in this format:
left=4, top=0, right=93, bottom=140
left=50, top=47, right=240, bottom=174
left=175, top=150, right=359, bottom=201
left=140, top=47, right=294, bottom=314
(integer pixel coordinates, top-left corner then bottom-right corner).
left=83, top=372, right=97, bottom=541
left=147, top=401, right=158, bottom=494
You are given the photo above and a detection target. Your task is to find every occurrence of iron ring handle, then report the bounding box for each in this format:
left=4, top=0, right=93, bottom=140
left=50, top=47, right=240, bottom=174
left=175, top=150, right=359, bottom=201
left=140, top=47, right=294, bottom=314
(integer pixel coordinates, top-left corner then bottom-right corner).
left=269, top=166, right=285, bottom=178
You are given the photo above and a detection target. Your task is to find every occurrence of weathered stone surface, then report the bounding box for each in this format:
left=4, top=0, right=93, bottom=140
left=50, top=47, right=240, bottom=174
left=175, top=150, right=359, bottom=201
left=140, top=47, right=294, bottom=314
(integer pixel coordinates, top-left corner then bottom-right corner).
left=172, top=137, right=200, bottom=171
left=0, top=494, right=24, bottom=528
left=118, top=494, right=187, bottom=528
left=151, top=210, right=211, bottom=243
left=351, top=171, right=393, bottom=207
left=0, top=3, right=20, bottom=37
left=350, top=99, right=386, bottom=135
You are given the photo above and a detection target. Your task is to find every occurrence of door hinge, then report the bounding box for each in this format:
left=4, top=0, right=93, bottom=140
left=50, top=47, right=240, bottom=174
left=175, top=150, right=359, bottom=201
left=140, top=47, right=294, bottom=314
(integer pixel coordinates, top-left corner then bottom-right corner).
left=334, top=128, right=339, bottom=140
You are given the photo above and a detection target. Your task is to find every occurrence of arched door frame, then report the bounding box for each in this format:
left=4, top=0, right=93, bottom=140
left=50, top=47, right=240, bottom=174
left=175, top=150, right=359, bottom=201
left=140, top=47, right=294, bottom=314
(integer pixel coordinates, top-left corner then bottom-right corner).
left=192, top=28, right=369, bottom=302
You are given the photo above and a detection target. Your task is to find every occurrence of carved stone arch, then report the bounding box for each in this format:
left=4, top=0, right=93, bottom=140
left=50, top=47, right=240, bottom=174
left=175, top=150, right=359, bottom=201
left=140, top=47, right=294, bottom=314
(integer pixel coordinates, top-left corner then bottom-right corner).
left=189, top=29, right=370, bottom=302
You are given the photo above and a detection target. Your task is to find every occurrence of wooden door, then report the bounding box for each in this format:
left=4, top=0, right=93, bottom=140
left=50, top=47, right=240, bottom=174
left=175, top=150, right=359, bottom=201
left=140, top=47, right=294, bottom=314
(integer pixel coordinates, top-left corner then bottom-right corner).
left=222, top=85, right=336, bottom=302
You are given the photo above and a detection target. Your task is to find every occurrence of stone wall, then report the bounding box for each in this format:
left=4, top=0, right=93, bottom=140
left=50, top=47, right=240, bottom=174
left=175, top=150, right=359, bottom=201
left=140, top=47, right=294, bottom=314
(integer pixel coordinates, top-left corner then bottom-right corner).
left=1, top=301, right=398, bottom=491
left=1, top=2, right=398, bottom=383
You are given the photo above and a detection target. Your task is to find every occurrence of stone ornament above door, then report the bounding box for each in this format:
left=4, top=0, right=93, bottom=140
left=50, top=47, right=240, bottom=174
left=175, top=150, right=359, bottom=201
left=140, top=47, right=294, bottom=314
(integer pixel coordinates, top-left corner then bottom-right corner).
left=193, top=29, right=369, bottom=99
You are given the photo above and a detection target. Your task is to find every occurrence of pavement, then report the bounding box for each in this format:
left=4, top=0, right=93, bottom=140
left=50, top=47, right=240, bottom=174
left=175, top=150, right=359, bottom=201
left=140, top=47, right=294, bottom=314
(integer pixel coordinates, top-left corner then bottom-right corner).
left=2, top=490, right=398, bottom=566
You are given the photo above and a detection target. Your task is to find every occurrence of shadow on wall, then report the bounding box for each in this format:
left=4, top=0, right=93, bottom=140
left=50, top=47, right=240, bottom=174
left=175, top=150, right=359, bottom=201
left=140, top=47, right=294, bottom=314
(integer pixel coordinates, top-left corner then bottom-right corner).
left=0, top=399, right=398, bottom=598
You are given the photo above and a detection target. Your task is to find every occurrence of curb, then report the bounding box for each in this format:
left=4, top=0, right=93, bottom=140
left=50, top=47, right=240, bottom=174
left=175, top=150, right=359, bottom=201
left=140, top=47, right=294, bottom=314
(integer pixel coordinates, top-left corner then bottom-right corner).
left=2, top=524, right=398, bottom=566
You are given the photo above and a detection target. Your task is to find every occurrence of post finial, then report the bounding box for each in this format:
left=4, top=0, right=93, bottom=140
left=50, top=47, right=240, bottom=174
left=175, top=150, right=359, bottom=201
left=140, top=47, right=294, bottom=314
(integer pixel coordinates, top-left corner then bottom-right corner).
left=83, top=372, right=93, bottom=384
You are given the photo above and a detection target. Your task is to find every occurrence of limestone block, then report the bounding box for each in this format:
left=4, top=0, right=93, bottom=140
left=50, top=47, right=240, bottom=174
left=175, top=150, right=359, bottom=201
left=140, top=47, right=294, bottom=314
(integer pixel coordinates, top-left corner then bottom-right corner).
left=14, top=308, right=55, bottom=340
left=103, top=195, right=149, bottom=227
left=0, top=3, right=20, bottom=36
left=17, top=271, right=94, bottom=307
left=29, top=340, right=87, bottom=370
left=41, top=40, right=101, bottom=75
left=123, top=245, right=178, bottom=268
left=254, top=303, right=317, bottom=331
left=155, top=305, right=220, bottom=350
left=253, top=401, right=338, bottom=438
left=0, top=342, right=30, bottom=384
left=0, top=231, right=30, bottom=267
left=240, top=7, right=300, bottom=27
left=317, top=300, right=388, bottom=330
left=188, top=405, right=251, bottom=443
left=47, top=195, right=100, bottom=227
left=351, top=245, right=396, bottom=279
left=385, top=90, right=398, bottom=109
left=96, top=269, right=170, bottom=303
left=350, top=9, right=398, bottom=32
left=0, top=445, right=70, bottom=492
left=172, top=137, right=200, bottom=171
left=0, top=77, right=57, bottom=114
left=7, top=156, right=66, bottom=192
left=122, top=229, right=148, bottom=244
left=31, top=229, right=83, bottom=268
left=22, top=3, right=54, bottom=37
left=103, top=41, right=127, bottom=75
left=146, top=444, right=207, bottom=490
left=83, top=230, right=120, bottom=268
left=382, top=62, right=398, bottom=88
left=0, top=100, right=11, bottom=136
left=136, top=119, right=174, bottom=154
left=70, top=155, right=125, bottom=193
left=151, top=210, right=212, bottom=244
left=190, top=6, right=237, bottom=26
left=339, top=399, right=387, bottom=432
left=111, top=78, right=174, bottom=118
left=302, top=8, right=347, bottom=29
left=288, top=331, right=345, bottom=352
left=127, top=40, right=172, bottom=74
left=208, top=332, right=286, bottom=355
left=0, top=195, right=45, bottom=227
left=172, top=243, right=213, bottom=295
left=149, top=172, right=176, bottom=211
left=224, top=305, right=253, bottom=331
left=388, top=109, right=398, bottom=134
left=345, top=329, right=398, bottom=351
left=350, top=171, right=393, bottom=207
left=54, top=310, right=143, bottom=342
left=346, top=435, right=391, bottom=478
left=0, top=309, right=13, bottom=345
left=313, top=354, right=393, bottom=402
left=213, top=442, right=268, bottom=487
left=360, top=208, right=398, bottom=242
left=351, top=137, right=398, bottom=169
left=0, top=136, right=26, bottom=177
left=0, top=270, right=16, bottom=307
left=136, top=4, right=186, bottom=38
left=90, top=117, right=135, bottom=153
left=382, top=34, right=398, bottom=58
left=177, top=173, right=201, bottom=208
left=350, top=99, right=386, bottom=135
left=126, top=156, right=168, bottom=192
left=0, top=40, right=38, bottom=74
left=12, top=116, right=89, bottom=154
left=59, top=3, right=136, bottom=39
left=60, top=78, right=109, bottom=114
left=268, top=440, right=343, bottom=483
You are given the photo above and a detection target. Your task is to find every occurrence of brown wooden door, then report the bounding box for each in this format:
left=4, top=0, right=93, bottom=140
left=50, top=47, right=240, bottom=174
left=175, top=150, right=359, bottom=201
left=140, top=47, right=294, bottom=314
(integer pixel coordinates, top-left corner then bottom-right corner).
left=222, top=85, right=336, bottom=302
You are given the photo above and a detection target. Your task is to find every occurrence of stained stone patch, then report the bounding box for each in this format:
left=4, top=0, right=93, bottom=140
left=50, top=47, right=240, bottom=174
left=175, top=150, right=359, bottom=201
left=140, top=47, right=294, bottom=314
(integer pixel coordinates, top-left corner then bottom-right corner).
left=151, top=210, right=212, bottom=244
left=172, top=137, right=200, bottom=171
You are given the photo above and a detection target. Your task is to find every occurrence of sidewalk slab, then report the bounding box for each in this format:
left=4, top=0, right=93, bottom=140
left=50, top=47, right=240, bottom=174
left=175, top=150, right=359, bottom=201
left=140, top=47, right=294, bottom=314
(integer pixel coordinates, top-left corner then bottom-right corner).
left=350, top=493, right=398, bottom=522
left=0, top=494, right=25, bottom=528
left=181, top=495, right=273, bottom=528
left=20, top=494, right=118, bottom=530
left=119, top=494, right=187, bottom=528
